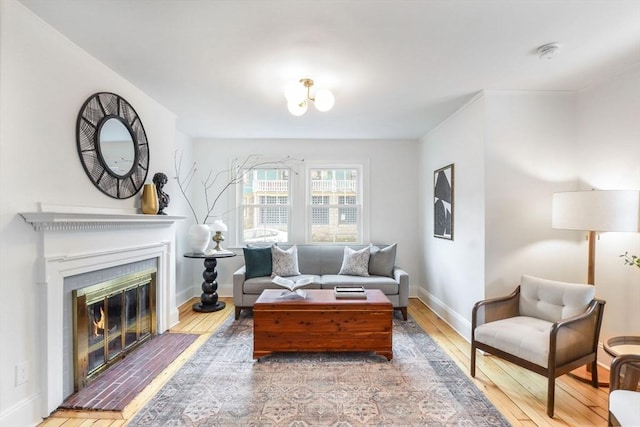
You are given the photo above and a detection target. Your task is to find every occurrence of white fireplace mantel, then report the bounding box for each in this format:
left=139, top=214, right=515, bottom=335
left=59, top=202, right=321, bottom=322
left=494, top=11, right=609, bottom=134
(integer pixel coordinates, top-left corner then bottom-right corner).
left=20, top=211, right=186, bottom=231
left=21, top=204, right=186, bottom=417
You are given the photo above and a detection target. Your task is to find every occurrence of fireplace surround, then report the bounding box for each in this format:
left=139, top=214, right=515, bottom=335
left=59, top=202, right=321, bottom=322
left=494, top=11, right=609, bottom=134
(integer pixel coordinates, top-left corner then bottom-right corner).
left=73, top=268, right=156, bottom=392
left=21, top=205, right=184, bottom=416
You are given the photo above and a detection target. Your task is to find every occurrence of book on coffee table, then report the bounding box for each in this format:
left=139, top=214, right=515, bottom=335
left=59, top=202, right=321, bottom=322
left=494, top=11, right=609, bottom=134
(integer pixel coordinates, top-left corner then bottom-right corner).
left=272, top=275, right=314, bottom=292
left=333, top=286, right=367, bottom=299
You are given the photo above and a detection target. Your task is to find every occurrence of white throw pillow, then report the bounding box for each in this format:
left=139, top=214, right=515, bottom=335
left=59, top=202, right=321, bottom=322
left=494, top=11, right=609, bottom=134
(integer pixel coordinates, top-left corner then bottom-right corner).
left=271, top=245, right=301, bottom=277
left=338, top=246, right=371, bottom=277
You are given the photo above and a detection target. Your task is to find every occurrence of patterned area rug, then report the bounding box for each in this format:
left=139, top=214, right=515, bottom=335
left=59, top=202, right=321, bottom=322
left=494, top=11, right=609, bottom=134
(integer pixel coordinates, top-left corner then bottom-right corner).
left=128, top=314, right=511, bottom=426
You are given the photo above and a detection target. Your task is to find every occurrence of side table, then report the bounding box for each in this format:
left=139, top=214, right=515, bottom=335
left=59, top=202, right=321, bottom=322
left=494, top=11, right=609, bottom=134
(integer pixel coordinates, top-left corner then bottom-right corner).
left=184, top=251, right=236, bottom=312
left=605, top=336, right=640, bottom=389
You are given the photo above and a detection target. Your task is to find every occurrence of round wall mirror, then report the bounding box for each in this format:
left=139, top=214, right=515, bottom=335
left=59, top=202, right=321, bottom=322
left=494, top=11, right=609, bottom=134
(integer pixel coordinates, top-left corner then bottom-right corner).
left=76, top=92, right=149, bottom=199
left=98, top=117, right=136, bottom=177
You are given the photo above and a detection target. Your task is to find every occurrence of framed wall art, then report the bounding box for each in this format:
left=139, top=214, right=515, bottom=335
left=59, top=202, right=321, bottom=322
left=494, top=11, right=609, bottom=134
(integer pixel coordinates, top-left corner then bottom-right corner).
left=434, top=163, right=454, bottom=240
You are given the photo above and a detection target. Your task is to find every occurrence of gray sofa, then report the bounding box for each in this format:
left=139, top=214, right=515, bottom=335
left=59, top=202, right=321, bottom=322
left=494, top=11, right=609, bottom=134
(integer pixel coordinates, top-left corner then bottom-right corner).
left=233, top=244, right=409, bottom=320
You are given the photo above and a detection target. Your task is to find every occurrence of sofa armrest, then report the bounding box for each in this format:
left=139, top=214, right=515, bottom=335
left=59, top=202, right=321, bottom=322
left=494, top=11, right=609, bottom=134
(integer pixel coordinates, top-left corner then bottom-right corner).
left=393, top=267, right=409, bottom=307
left=233, top=266, right=247, bottom=303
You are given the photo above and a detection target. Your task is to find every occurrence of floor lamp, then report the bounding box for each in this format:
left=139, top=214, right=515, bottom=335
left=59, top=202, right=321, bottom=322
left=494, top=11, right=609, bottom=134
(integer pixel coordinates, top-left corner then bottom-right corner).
left=552, top=189, right=640, bottom=384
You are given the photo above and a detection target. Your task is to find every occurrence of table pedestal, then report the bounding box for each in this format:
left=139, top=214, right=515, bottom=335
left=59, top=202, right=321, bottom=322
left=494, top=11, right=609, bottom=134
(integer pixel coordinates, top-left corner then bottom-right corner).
left=184, top=251, right=236, bottom=313
left=193, top=257, right=225, bottom=312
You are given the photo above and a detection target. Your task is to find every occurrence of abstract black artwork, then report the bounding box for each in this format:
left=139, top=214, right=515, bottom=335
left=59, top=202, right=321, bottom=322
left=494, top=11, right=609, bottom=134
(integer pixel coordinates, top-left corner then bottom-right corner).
left=434, top=164, right=454, bottom=240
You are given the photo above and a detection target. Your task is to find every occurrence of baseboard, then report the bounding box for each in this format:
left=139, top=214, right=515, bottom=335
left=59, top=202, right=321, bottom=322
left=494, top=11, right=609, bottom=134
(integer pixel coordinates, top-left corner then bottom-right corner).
left=0, top=391, right=41, bottom=427
left=416, top=288, right=472, bottom=343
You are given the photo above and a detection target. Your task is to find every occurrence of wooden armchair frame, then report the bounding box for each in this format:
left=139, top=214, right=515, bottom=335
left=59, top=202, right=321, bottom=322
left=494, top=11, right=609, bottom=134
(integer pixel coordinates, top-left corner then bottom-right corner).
left=471, top=286, right=606, bottom=417
left=608, top=354, right=640, bottom=426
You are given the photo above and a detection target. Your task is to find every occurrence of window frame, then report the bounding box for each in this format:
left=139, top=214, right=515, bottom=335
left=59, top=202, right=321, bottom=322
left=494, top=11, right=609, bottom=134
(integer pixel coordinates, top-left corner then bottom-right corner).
left=234, top=160, right=369, bottom=246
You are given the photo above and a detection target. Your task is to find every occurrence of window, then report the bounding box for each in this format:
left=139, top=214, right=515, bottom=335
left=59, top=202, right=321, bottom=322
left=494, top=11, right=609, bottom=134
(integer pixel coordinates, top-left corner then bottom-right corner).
left=239, top=169, right=290, bottom=244
left=311, top=196, right=330, bottom=225
left=237, top=163, right=365, bottom=245
left=308, top=168, right=361, bottom=243
left=338, top=196, right=357, bottom=224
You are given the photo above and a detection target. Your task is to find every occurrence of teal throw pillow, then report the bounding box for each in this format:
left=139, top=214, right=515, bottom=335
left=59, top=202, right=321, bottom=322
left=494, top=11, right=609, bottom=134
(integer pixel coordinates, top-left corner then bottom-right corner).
left=243, top=246, right=272, bottom=279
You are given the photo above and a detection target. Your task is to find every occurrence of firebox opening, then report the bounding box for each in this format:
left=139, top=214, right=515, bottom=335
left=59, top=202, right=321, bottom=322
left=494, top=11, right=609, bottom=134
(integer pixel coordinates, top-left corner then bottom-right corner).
left=73, top=268, right=156, bottom=392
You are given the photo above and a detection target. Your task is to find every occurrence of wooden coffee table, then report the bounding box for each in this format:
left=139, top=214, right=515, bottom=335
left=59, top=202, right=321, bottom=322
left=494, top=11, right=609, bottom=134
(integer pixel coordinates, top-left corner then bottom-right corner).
left=253, top=289, right=393, bottom=360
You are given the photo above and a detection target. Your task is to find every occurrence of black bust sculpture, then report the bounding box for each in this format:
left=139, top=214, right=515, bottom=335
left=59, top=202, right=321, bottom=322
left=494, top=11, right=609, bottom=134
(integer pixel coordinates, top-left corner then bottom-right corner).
left=152, top=172, right=170, bottom=215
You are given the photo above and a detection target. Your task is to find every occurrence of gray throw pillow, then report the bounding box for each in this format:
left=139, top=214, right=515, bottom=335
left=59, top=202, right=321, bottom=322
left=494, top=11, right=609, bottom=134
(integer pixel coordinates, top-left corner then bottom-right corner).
left=271, top=245, right=301, bottom=277
left=369, top=243, right=397, bottom=277
left=243, top=246, right=272, bottom=279
left=338, top=246, right=371, bottom=276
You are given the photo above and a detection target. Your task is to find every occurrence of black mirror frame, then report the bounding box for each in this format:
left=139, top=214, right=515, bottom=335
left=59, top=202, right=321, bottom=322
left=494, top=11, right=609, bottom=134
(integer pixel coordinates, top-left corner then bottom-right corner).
left=76, top=92, right=150, bottom=199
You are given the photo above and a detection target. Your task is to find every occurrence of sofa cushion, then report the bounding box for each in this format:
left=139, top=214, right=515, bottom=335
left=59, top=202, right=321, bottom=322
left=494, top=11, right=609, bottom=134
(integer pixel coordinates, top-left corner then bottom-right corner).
left=369, top=243, right=397, bottom=277
left=338, top=246, right=370, bottom=276
left=271, top=245, right=301, bottom=277
left=321, top=275, right=398, bottom=294
left=519, top=275, right=595, bottom=323
left=243, top=246, right=272, bottom=279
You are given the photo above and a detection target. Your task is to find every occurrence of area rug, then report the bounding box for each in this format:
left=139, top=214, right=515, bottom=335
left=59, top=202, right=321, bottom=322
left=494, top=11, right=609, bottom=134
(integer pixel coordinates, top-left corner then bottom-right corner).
left=128, top=314, right=511, bottom=426
left=60, top=332, right=198, bottom=411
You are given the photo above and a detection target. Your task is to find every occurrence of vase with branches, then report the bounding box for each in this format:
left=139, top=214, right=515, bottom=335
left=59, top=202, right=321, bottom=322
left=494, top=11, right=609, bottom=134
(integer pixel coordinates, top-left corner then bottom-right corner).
left=174, top=151, right=302, bottom=252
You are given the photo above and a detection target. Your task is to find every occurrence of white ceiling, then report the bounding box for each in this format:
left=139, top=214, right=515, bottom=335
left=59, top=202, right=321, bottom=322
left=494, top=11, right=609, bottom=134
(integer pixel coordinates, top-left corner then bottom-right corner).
left=19, top=0, right=640, bottom=140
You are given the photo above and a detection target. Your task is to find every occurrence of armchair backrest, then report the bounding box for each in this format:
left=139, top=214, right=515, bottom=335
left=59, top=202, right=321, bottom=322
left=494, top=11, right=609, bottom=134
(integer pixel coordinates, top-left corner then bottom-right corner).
left=519, top=275, right=595, bottom=322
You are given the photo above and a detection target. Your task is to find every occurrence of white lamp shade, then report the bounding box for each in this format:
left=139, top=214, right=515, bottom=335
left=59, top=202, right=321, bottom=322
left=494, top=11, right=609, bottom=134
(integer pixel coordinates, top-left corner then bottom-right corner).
left=314, top=88, right=335, bottom=112
left=552, top=190, right=640, bottom=232
left=287, top=100, right=307, bottom=116
left=213, top=219, right=228, bottom=232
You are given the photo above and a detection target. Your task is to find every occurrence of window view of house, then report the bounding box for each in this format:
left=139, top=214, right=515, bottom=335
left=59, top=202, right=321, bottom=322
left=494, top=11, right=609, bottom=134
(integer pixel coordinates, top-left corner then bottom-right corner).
left=239, top=167, right=362, bottom=243
left=309, top=168, right=360, bottom=243
left=240, top=169, right=290, bottom=243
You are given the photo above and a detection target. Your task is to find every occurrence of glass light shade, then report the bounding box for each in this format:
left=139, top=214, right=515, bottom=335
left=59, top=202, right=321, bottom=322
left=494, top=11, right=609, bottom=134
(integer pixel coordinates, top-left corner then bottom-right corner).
left=287, top=100, right=308, bottom=116
left=314, top=88, right=335, bottom=112
left=552, top=190, right=640, bottom=232
left=213, top=219, right=228, bottom=232
left=285, top=84, right=306, bottom=104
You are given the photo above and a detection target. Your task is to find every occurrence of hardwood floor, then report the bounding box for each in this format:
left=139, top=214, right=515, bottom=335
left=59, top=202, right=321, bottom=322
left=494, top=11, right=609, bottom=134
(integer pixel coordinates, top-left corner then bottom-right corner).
left=39, top=297, right=609, bottom=426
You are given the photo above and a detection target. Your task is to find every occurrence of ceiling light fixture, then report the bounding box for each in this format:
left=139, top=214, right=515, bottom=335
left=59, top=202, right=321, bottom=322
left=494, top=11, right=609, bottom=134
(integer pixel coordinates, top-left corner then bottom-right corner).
left=285, top=78, right=335, bottom=116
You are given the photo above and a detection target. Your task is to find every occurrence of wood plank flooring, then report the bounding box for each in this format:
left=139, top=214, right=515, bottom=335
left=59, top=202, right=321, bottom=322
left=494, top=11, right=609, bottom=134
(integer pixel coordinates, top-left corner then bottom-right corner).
left=39, top=297, right=609, bottom=426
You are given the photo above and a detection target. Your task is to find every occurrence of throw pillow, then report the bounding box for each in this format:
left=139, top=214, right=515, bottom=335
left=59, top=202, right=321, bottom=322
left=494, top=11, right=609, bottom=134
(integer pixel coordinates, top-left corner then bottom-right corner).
left=338, top=246, right=371, bottom=276
left=271, top=245, right=301, bottom=277
left=243, top=246, right=272, bottom=279
left=369, top=243, right=397, bottom=277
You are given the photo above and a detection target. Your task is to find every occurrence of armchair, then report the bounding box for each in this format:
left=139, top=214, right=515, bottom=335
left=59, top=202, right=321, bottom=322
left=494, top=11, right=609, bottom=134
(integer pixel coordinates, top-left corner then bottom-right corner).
left=470, top=275, right=605, bottom=417
left=608, top=354, right=640, bottom=426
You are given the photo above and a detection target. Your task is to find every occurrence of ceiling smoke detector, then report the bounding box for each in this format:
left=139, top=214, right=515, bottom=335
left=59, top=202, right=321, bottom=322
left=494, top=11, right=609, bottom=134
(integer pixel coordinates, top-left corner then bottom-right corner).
left=537, top=42, right=560, bottom=59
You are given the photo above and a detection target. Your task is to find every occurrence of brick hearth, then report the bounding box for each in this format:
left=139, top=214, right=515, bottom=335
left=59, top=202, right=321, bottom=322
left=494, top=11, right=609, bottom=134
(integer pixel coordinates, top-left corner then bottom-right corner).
left=59, top=332, right=198, bottom=412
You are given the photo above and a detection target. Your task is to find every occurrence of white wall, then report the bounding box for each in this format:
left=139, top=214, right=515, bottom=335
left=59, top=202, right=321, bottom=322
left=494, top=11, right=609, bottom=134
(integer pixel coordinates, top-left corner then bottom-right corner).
left=188, top=138, right=421, bottom=298
left=575, top=64, right=640, bottom=358
left=484, top=91, right=582, bottom=295
left=418, top=73, right=640, bottom=351
left=418, top=94, right=487, bottom=339
left=0, top=1, right=186, bottom=424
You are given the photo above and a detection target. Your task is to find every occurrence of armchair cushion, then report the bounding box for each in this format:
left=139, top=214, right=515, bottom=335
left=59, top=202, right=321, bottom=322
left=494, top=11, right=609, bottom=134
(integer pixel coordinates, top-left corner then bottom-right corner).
left=610, top=390, right=640, bottom=426
left=519, top=275, right=595, bottom=323
left=474, top=316, right=552, bottom=367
